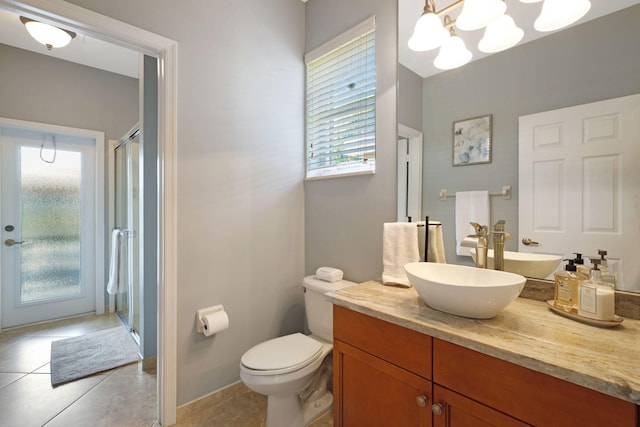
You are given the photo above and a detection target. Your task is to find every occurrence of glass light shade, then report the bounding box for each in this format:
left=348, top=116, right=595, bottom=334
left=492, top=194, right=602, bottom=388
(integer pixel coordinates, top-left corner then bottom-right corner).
left=456, top=0, right=507, bottom=31
left=519, top=0, right=543, bottom=3
left=408, top=12, right=450, bottom=52
left=534, top=0, right=591, bottom=32
left=478, top=15, right=524, bottom=53
left=434, top=35, right=473, bottom=70
left=23, top=20, right=74, bottom=49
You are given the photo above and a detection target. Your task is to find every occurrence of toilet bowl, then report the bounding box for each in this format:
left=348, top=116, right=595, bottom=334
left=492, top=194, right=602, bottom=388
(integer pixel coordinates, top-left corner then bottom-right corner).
left=239, top=275, right=355, bottom=427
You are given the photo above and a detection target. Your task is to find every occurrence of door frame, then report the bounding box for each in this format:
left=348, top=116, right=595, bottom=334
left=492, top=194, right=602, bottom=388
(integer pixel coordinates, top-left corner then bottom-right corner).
left=0, top=1, right=178, bottom=425
left=0, top=117, right=105, bottom=322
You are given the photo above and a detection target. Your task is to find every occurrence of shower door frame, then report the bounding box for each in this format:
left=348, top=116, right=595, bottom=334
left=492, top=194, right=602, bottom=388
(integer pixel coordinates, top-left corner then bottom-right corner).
left=111, top=127, right=141, bottom=336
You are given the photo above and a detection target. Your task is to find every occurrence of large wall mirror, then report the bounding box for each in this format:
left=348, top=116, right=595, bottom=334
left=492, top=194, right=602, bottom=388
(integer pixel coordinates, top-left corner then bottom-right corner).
left=397, top=1, right=640, bottom=292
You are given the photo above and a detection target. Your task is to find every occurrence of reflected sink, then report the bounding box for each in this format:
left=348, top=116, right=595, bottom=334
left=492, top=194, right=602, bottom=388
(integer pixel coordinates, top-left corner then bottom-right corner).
left=470, top=249, right=562, bottom=279
left=404, top=262, right=526, bottom=319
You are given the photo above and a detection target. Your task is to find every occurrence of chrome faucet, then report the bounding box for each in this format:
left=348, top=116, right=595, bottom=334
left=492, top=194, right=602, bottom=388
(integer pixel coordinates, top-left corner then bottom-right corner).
left=461, top=222, right=489, bottom=268
left=492, top=220, right=512, bottom=271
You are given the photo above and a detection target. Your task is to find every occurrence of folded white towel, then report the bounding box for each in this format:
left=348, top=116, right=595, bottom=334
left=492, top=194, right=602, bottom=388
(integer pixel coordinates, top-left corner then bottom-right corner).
left=107, top=229, right=123, bottom=295
left=382, top=222, right=420, bottom=287
left=316, top=267, right=344, bottom=283
left=455, top=191, right=490, bottom=256
left=417, top=221, right=446, bottom=263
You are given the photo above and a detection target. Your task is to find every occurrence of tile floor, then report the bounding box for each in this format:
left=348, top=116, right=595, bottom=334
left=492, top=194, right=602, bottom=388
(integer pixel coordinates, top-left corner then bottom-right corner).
left=0, top=313, right=334, bottom=427
left=0, top=313, right=157, bottom=427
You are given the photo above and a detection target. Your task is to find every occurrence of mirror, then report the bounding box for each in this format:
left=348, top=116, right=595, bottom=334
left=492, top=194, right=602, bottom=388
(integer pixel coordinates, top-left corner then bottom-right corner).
left=398, top=1, right=640, bottom=292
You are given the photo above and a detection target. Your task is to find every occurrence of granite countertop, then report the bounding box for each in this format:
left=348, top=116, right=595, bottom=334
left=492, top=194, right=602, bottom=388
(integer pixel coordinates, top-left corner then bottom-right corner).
left=326, top=280, right=640, bottom=405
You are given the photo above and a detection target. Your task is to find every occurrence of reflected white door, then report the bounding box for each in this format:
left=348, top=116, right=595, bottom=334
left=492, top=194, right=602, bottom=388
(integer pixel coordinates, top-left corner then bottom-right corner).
left=1, top=127, right=97, bottom=327
left=519, top=94, right=640, bottom=290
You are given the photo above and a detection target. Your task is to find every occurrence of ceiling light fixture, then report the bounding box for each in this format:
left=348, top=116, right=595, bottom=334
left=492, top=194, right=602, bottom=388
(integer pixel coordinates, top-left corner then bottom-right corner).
left=409, top=0, right=591, bottom=70
left=20, top=16, right=76, bottom=50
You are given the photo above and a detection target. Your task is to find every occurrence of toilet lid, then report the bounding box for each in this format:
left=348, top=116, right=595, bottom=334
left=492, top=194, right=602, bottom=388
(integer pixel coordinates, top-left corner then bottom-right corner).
left=241, top=333, right=322, bottom=371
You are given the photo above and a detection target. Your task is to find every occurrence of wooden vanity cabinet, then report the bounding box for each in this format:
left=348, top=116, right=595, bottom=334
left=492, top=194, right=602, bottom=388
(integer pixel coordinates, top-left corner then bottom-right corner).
left=434, top=339, right=638, bottom=427
left=333, top=305, right=433, bottom=426
left=333, top=306, right=639, bottom=427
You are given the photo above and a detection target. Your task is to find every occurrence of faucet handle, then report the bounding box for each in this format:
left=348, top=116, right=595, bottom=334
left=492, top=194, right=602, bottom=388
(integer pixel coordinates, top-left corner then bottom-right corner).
left=494, top=220, right=506, bottom=232
left=469, top=222, right=488, bottom=236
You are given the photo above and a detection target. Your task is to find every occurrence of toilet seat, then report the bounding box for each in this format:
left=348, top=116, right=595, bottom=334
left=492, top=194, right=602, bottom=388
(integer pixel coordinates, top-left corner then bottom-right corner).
left=241, top=333, right=323, bottom=375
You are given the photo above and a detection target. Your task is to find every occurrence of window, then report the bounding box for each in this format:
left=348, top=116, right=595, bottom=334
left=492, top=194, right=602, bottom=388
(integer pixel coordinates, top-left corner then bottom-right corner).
left=305, top=17, right=376, bottom=179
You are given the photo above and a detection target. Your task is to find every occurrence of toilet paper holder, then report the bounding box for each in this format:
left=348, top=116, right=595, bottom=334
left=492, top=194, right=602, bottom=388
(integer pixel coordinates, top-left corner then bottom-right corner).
left=196, top=304, right=225, bottom=334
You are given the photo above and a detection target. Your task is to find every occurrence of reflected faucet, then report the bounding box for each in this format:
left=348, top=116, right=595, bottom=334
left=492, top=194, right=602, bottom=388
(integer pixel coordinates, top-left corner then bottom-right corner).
left=461, top=222, right=489, bottom=268
left=493, top=220, right=513, bottom=271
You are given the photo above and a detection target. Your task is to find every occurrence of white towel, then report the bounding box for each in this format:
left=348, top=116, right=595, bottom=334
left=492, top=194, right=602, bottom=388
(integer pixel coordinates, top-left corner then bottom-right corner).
left=107, top=229, right=123, bottom=295
left=417, top=221, right=446, bottom=263
left=455, top=191, right=490, bottom=256
left=382, top=222, right=420, bottom=287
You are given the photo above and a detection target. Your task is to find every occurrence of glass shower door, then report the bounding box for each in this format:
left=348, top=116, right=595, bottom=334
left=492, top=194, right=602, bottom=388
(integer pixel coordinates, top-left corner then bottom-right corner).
left=114, top=129, right=140, bottom=334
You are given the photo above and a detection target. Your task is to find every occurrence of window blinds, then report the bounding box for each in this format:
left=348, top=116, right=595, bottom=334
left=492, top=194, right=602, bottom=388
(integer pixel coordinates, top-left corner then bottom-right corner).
left=305, top=17, right=376, bottom=179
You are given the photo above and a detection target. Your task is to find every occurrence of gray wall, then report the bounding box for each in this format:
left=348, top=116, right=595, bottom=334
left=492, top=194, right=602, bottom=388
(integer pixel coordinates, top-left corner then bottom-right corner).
left=65, top=0, right=306, bottom=405
left=398, top=64, right=423, bottom=132
left=305, top=0, right=398, bottom=283
left=0, top=43, right=138, bottom=145
left=416, top=6, right=640, bottom=266
left=141, top=55, right=158, bottom=360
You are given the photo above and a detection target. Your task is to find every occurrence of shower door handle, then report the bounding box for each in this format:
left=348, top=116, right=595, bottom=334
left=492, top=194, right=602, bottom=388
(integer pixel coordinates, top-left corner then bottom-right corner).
left=4, top=239, right=25, bottom=246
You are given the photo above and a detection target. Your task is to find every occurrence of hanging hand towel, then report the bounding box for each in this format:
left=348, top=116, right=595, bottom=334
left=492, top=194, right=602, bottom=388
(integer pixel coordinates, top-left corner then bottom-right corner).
left=107, top=229, right=123, bottom=295
left=417, top=221, right=446, bottom=263
left=455, top=191, right=490, bottom=256
left=382, top=222, right=420, bottom=287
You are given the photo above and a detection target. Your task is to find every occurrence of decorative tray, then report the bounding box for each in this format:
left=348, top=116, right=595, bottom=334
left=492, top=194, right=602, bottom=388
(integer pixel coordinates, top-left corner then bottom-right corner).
left=545, top=300, right=623, bottom=328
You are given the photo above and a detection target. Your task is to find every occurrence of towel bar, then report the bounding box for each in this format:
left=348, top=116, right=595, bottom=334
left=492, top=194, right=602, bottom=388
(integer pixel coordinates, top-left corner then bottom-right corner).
left=439, top=186, right=511, bottom=201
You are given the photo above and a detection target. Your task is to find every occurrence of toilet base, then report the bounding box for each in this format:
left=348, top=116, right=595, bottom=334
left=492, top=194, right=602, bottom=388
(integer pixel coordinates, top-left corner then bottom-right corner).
left=303, top=391, right=333, bottom=426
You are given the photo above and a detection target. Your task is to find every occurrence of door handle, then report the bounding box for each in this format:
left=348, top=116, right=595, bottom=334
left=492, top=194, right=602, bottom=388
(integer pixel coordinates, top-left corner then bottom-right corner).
left=4, top=239, right=25, bottom=246
left=521, top=237, right=539, bottom=246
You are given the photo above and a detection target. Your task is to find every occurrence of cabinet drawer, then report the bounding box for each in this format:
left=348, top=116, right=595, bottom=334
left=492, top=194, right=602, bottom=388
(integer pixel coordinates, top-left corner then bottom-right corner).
left=434, top=339, right=638, bottom=427
left=333, top=305, right=431, bottom=379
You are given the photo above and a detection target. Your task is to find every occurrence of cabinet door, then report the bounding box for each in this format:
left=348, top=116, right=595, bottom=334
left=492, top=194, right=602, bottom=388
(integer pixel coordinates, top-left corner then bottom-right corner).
left=432, top=385, right=530, bottom=427
left=334, top=339, right=432, bottom=427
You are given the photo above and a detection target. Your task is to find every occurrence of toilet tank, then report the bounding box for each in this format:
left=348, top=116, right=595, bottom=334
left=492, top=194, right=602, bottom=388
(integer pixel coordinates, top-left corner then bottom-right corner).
left=303, top=275, right=355, bottom=342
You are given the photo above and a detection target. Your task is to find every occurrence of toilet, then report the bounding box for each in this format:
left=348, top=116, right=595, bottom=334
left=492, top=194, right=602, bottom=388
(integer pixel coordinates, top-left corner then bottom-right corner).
left=240, top=275, right=355, bottom=427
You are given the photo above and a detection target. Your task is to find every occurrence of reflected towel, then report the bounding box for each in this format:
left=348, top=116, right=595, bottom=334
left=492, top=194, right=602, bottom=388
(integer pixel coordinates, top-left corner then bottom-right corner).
left=382, top=222, right=420, bottom=287
left=107, top=229, right=123, bottom=295
left=417, top=221, right=446, bottom=263
left=455, top=191, right=490, bottom=256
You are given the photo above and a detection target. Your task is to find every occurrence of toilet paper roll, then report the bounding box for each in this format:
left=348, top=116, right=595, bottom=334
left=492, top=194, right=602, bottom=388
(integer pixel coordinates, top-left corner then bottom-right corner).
left=202, top=310, right=229, bottom=337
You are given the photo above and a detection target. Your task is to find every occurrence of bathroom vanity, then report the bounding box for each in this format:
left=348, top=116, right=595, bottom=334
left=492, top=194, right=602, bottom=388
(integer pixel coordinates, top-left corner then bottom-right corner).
left=328, top=281, right=640, bottom=426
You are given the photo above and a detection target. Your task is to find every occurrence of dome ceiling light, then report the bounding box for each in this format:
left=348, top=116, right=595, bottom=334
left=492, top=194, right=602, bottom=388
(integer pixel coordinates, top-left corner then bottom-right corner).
left=20, top=16, right=77, bottom=50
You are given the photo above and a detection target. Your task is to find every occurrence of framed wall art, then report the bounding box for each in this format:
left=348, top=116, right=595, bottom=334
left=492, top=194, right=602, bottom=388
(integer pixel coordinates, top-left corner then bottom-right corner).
left=452, top=114, right=492, bottom=166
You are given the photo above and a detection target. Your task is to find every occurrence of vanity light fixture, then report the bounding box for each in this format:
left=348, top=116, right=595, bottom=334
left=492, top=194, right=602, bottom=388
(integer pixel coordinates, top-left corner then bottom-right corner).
left=409, top=0, right=591, bottom=70
left=20, top=16, right=76, bottom=50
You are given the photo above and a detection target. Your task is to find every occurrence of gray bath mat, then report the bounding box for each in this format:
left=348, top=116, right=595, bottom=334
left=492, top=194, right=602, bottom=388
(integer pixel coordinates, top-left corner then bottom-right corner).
left=50, top=326, right=139, bottom=386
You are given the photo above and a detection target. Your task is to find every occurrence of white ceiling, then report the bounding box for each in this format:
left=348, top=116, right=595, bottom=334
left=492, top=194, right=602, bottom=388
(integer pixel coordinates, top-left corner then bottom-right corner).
left=399, top=0, right=640, bottom=78
left=0, top=7, right=139, bottom=79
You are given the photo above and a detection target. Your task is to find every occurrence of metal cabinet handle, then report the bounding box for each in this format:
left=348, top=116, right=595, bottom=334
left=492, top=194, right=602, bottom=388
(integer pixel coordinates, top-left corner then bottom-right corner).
left=522, top=237, right=539, bottom=246
left=4, top=239, right=25, bottom=247
left=432, top=403, right=443, bottom=415
left=416, top=395, right=428, bottom=407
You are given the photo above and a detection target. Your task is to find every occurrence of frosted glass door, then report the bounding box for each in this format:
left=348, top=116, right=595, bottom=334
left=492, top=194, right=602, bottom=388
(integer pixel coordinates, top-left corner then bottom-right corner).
left=1, top=129, right=96, bottom=327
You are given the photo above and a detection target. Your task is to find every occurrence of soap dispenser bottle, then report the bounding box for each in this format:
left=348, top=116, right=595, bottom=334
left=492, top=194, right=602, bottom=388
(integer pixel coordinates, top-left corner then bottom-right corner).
left=554, top=259, right=581, bottom=313
left=597, top=249, right=617, bottom=287
left=573, top=253, right=590, bottom=277
left=577, top=259, right=616, bottom=321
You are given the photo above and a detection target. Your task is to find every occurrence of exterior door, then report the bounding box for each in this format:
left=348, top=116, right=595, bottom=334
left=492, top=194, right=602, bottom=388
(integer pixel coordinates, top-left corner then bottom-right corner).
left=518, top=94, right=640, bottom=289
left=1, top=126, right=97, bottom=327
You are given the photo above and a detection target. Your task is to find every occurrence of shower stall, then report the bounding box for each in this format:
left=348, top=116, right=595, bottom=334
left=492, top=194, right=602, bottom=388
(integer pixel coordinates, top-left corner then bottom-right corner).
left=113, top=126, right=140, bottom=338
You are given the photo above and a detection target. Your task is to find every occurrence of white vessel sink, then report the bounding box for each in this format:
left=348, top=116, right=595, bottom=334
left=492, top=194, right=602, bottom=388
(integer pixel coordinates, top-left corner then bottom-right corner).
left=470, top=249, right=562, bottom=279
left=404, top=262, right=526, bottom=319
